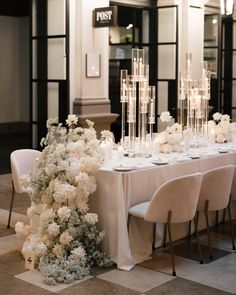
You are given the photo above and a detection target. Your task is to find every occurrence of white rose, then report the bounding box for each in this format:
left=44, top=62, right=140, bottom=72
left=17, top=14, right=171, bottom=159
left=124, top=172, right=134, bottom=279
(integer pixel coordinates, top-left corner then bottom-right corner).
left=213, top=112, right=222, bottom=121
left=208, top=120, right=216, bottom=127
left=156, top=132, right=168, bottom=145
left=221, top=114, right=230, bottom=122
left=216, top=134, right=225, bottom=143
left=160, top=143, right=173, bottom=153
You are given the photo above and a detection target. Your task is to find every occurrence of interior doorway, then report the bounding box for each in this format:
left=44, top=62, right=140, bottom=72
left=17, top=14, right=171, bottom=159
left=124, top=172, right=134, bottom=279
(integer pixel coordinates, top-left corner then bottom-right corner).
left=0, top=0, right=31, bottom=174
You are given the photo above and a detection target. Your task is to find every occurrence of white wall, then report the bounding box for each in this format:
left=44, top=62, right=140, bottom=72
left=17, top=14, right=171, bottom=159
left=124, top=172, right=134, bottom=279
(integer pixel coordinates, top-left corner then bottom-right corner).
left=0, top=16, right=29, bottom=123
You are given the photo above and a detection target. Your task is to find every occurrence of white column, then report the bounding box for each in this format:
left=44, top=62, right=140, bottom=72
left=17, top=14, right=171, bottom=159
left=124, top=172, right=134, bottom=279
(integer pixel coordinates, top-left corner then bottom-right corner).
left=70, top=0, right=118, bottom=133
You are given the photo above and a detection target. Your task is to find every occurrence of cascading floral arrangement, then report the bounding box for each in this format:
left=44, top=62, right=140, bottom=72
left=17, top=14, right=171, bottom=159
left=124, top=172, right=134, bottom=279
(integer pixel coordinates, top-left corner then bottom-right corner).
left=208, top=112, right=231, bottom=143
left=15, top=115, right=112, bottom=285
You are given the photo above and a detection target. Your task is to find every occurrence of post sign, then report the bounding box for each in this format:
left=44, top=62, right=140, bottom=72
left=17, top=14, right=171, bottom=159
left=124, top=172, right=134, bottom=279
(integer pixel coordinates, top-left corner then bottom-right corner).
left=93, top=6, right=117, bottom=28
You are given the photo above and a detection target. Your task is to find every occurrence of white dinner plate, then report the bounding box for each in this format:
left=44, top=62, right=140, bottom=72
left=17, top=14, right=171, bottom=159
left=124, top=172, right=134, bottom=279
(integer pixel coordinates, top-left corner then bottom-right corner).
left=218, top=149, right=229, bottom=154
left=114, top=166, right=133, bottom=172
left=188, top=155, right=201, bottom=159
left=152, top=160, right=169, bottom=165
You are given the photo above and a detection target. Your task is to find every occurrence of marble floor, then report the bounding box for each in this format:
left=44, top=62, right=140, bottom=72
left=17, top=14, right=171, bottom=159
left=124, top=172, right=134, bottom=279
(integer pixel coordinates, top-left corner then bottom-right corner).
left=0, top=174, right=235, bottom=295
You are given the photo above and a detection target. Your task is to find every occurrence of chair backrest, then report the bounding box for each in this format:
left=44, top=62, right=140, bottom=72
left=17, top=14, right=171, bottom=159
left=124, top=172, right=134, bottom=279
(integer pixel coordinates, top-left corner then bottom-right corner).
left=197, top=165, right=234, bottom=211
left=11, top=149, right=41, bottom=193
left=144, top=173, right=202, bottom=223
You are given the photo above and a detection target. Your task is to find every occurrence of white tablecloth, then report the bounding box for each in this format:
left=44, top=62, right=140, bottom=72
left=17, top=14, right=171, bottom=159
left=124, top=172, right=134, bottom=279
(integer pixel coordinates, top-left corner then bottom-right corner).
left=89, top=146, right=236, bottom=270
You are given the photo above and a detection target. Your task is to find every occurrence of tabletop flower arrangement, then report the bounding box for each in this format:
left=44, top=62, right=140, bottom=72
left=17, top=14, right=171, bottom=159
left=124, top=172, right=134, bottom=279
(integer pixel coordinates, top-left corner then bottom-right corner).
left=99, top=130, right=114, bottom=161
left=155, top=112, right=183, bottom=153
left=208, top=112, right=231, bottom=143
left=15, top=115, right=112, bottom=285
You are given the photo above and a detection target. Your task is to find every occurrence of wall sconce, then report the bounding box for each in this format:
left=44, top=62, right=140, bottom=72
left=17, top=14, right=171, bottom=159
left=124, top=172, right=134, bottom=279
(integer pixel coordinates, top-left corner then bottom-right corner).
left=220, top=0, right=234, bottom=15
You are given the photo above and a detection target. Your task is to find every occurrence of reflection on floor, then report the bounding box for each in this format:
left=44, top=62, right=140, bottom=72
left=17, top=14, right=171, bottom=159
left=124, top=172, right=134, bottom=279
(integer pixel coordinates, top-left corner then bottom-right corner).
left=0, top=174, right=235, bottom=295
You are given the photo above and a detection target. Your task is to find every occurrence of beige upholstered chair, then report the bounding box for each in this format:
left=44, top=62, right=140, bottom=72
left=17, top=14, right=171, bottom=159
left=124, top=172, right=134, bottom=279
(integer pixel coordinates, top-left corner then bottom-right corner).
left=128, top=173, right=202, bottom=276
left=222, top=166, right=236, bottom=227
left=196, top=165, right=235, bottom=259
left=7, top=149, right=41, bottom=228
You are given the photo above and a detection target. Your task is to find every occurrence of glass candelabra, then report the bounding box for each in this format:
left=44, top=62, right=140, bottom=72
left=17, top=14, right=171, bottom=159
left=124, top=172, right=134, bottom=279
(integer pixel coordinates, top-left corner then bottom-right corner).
left=179, top=54, right=211, bottom=149
left=120, top=48, right=156, bottom=157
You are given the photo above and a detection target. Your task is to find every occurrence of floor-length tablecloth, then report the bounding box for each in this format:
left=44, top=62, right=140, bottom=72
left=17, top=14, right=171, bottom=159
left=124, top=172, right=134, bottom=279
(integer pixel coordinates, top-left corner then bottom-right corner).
left=89, top=151, right=236, bottom=270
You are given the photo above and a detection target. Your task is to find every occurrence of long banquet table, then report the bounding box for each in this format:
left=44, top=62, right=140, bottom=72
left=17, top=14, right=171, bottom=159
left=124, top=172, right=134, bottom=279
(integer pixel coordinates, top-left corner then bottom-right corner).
left=89, top=145, right=236, bottom=270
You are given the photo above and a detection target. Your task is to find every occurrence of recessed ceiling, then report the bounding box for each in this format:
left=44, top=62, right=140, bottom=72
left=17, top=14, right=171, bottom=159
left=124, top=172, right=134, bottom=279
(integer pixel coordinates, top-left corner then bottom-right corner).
left=0, top=0, right=29, bottom=17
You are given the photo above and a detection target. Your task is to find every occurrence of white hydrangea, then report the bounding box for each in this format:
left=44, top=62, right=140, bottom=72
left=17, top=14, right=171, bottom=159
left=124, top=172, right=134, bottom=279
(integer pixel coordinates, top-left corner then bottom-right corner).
left=79, top=156, right=101, bottom=174
left=84, top=213, right=98, bottom=225
left=57, top=206, right=71, bottom=221
left=59, top=231, right=73, bottom=245
left=47, top=222, right=60, bottom=236
left=71, top=245, right=86, bottom=260
left=209, top=113, right=231, bottom=143
left=67, top=141, right=85, bottom=157
left=53, top=182, right=77, bottom=204
left=160, top=111, right=172, bottom=123
left=155, top=121, right=183, bottom=153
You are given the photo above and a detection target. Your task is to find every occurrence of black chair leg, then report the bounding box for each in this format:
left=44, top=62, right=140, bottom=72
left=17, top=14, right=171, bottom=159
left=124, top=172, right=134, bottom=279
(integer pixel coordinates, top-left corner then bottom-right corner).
left=153, top=223, right=156, bottom=250
left=204, top=200, right=213, bottom=260
left=227, top=205, right=235, bottom=250
left=167, top=211, right=176, bottom=276
left=188, top=220, right=192, bottom=239
left=7, top=181, right=15, bottom=229
left=127, top=214, right=130, bottom=233
left=215, top=210, right=219, bottom=226
left=194, top=211, right=203, bottom=264
left=222, top=208, right=226, bottom=224
left=163, top=223, right=167, bottom=247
